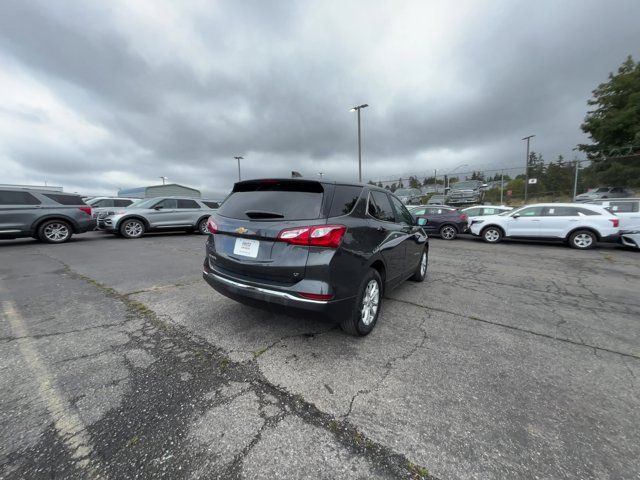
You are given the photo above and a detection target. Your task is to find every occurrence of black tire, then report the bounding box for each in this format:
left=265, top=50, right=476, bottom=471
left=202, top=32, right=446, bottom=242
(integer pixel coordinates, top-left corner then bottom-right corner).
left=569, top=230, right=597, bottom=250
left=482, top=226, right=503, bottom=244
left=197, top=217, right=209, bottom=235
left=410, top=249, right=428, bottom=282
left=439, top=224, right=457, bottom=240
left=120, top=219, right=145, bottom=239
left=38, top=220, right=72, bottom=244
left=340, top=269, right=383, bottom=336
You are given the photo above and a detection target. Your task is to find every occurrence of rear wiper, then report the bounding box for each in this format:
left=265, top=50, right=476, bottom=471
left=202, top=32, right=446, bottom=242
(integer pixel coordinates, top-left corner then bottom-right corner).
left=245, top=210, right=284, bottom=219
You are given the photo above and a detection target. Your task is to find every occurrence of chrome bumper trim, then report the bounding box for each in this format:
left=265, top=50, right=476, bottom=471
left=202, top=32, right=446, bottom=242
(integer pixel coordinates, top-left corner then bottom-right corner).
left=203, top=270, right=329, bottom=304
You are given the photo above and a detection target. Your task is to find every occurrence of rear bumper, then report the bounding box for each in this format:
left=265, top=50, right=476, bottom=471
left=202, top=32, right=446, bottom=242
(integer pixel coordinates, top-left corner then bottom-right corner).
left=202, top=261, right=355, bottom=322
left=599, top=233, right=620, bottom=243
left=76, top=220, right=97, bottom=233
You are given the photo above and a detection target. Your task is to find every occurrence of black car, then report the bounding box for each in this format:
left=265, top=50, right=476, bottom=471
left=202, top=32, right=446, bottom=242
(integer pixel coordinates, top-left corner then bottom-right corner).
left=408, top=205, right=468, bottom=240
left=202, top=179, right=429, bottom=336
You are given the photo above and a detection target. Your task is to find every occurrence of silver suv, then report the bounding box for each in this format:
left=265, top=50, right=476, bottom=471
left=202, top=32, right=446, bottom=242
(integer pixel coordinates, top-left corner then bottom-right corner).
left=574, top=186, right=633, bottom=202
left=86, top=197, right=137, bottom=219
left=0, top=187, right=96, bottom=243
left=99, top=197, right=217, bottom=238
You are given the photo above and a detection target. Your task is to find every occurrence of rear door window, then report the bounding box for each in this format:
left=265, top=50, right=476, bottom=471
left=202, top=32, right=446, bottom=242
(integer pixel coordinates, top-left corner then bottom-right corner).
left=329, top=185, right=362, bottom=217
left=218, top=180, right=324, bottom=220
left=202, top=201, right=220, bottom=209
left=0, top=190, right=41, bottom=205
left=42, top=193, right=86, bottom=205
left=368, top=191, right=396, bottom=223
left=177, top=199, right=200, bottom=209
left=114, top=199, right=132, bottom=207
left=544, top=206, right=580, bottom=216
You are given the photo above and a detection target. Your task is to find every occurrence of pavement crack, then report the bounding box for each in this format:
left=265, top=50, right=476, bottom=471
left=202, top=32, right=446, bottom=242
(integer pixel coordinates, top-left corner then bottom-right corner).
left=387, top=297, right=640, bottom=361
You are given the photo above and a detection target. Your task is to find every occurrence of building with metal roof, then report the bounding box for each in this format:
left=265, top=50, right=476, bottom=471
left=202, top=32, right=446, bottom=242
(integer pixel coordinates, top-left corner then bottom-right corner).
left=117, top=183, right=200, bottom=199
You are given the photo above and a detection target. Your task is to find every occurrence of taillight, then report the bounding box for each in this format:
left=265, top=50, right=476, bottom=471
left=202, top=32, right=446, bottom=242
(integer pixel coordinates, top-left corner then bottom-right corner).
left=299, top=292, right=334, bottom=301
left=610, top=218, right=619, bottom=228
left=278, top=225, right=347, bottom=248
left=460, top=213, right=468, bottom=221
left=79, top=206, right=92, bottom=215
left=207, top=217, right=218, bottom=234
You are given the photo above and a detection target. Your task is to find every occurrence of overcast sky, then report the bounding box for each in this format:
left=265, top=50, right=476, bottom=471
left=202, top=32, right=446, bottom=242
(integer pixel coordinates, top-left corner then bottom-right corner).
left=1, top=0, right=639, bottom=197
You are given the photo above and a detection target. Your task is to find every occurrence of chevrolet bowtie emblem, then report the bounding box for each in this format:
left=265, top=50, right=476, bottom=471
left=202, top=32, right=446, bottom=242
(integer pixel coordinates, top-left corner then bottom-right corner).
left=235, top=227, right=248, bottom=235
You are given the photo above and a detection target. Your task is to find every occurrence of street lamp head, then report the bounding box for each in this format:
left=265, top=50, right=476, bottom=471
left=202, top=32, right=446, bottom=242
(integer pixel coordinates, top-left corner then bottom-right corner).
left=234, top=156, right=244, bottom=160
left=521, top=135, right=536, bottom=141
left=350, top=103, right=369, bottom=112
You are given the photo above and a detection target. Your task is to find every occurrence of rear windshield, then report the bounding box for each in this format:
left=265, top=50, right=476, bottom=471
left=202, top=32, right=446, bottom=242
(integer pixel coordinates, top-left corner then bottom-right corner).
left=219, top=180, right=324, bottom=220
left=43, top=193, right=86, bottom=205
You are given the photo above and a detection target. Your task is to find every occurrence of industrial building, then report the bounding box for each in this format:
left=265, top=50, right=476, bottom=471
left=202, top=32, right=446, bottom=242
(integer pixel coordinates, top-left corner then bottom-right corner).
left=117, top=183, right=200, bottom=199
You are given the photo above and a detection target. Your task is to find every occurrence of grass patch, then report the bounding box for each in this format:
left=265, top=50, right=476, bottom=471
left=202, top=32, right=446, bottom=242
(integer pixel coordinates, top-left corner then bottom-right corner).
left=407, top=461, right=429, bottom=479
left=253, top=345, right=270, bottom=358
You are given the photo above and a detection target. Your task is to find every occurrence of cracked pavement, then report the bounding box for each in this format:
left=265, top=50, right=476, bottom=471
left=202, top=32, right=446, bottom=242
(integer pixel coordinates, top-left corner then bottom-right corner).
left=1, top=231, right=639, bottom=479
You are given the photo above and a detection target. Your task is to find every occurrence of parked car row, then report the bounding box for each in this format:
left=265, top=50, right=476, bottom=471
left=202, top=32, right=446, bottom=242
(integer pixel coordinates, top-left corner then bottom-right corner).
left=0, top=187, right=220, bottom=243
left=468, top=201, right=637, bottom=249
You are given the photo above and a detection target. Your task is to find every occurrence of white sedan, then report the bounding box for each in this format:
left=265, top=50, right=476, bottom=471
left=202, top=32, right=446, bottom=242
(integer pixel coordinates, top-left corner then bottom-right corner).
left=469, top=203, right=620, bottom=249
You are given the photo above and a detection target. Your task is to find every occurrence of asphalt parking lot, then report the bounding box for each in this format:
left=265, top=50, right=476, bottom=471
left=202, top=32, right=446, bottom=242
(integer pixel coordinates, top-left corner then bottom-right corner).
left=1, top=232, right=638, bottom=479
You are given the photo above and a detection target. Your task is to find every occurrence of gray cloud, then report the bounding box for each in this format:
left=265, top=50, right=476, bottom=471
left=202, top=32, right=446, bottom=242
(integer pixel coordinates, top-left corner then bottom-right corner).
left=1, top=0, right=639, bottom=197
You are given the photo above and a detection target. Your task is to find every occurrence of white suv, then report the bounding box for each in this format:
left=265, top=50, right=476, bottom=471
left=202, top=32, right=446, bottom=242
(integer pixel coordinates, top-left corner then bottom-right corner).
left=587, top=198, right=640, bottom=230
left=469, top=203, right=620, bottom=249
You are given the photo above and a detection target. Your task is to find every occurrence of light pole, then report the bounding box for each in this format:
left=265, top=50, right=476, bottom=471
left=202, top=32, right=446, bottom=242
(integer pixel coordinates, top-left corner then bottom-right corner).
left=522, top=135, right=535, bottom=203
left=573, top=158, right=580, bottom=200
left=500, top=169, right=504, bottom=204
left=233, top=156, right=243, bottom=181
left=317, top=172, right=325, bottom=179
left=159, top=176, right=168, bottom=185
left=350, top=104, right=369, bottom=182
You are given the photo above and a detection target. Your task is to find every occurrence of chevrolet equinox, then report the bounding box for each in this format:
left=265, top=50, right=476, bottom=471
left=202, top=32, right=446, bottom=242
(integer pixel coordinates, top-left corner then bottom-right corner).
left=202, top=179, right=428, bottom=335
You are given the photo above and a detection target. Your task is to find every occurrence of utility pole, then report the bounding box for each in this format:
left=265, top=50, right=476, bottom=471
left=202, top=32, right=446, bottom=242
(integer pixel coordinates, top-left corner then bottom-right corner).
left=573, top=159, right=580, bottom=200
left=233, top=156, right=243, bottom=181
left=349, top=104, right=369, bottom=182
left=522, top=135, right=535, bottom=203
left=159, top=176, right=168, bottom=185
left=434, top=169, right=438, bottom=194
left=500, top=169, right=504, bottom=204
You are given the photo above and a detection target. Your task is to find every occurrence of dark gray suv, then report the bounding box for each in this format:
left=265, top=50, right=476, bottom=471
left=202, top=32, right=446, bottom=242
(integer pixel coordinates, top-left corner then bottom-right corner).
left=202, top=179, right=429, bottom=336
left=0, top=188, right=96, bottom=243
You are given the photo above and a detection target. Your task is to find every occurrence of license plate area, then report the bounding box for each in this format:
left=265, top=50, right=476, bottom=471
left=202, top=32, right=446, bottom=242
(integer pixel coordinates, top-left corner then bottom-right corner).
left=233, top=238, right=260, bottom=258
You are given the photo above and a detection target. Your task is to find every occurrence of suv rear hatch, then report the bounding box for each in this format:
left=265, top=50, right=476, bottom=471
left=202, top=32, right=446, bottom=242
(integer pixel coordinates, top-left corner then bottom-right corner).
left=209, top=179, right=332, bottom=284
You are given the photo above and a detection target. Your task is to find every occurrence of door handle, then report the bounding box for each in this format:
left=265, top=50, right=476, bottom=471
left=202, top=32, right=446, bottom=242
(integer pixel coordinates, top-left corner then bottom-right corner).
left=377, top=226, right=385, bottom=232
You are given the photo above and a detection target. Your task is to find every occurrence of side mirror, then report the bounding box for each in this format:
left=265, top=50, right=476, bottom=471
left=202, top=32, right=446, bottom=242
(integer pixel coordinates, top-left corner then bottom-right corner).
left=417, top=217, right=427, bottom=226
left=154, top=205, right=164, bottom=210
left=512, top=213, right=520, bottom=218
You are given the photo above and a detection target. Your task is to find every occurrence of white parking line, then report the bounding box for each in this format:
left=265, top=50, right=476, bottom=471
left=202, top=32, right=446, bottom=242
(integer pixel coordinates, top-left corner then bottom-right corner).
left=1, top=300, right=104, bottom=478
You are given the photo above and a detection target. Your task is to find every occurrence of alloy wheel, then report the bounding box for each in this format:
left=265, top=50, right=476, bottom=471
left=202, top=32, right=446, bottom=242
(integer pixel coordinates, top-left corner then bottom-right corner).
left=420, top=252, right=427, bottom=276
left=125, top=221, right=143, bottom=237
left=361, top=279, right=380, bottom=326
left=199, top=219, right=209, bottom=234
left=441, top=226, right=456, bottom=240
left=485, top=229, right=500, bottom=242
left=44, top=223, right=70, bottom=242
left=574, top=233, right=593, bottom=248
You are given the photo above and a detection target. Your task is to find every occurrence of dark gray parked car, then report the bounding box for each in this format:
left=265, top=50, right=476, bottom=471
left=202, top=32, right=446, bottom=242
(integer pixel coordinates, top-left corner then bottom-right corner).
left=202, top=179, right=429, bottom=336
left=99, top=197, right=217, bottom=238
left=0, top=187, right=96, bottom=243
